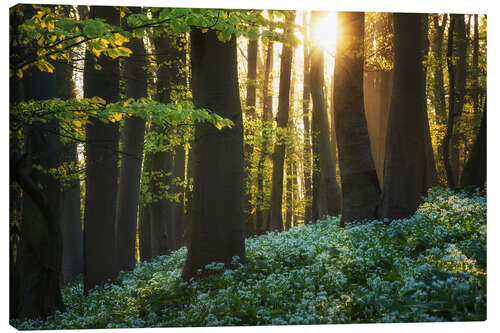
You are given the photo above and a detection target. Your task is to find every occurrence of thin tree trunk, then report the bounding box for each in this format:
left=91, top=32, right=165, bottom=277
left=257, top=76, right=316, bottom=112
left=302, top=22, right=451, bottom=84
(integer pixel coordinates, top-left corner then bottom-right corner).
left=182, top=29, right=245, bottom=280
left=443, top=15, right=467, bottom=189
left=53, top=5, right=83, bottom=286
left=149, top=31, right=187, bottom=255
left=115, top=6, right=148, bottom=273
left=472, top=14, right=480, bottom=116
left=255, top=35, right=274, bottom=235
left=381, top=13, right=436, bottom=220
left=285, top=67, right=296, bottom=231
left=302, top=12, right=313, bottom=224
left=171, top=145, right=186, bottom=249
left=334, top=12, right=380, bottom=225
left=269, top=11, right=295, bottom=232
left=83, top=5, right=121, bottom=293
left=329, top=74, right=341, bottom=208
left=430, top=14, right=448, bottom=124
left=139, top=153, right=153, bottom=261
left=244, top=38, right=258, bottom=236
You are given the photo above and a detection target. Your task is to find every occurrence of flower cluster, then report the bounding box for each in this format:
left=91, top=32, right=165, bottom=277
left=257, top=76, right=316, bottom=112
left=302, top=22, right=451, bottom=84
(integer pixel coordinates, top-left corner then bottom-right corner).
left=12, top=188, right=486, bottom=329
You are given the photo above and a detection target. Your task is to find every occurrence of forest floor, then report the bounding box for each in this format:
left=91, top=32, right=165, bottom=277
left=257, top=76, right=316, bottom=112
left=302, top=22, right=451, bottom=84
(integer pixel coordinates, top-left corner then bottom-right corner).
left=12, top=188, right=486, bottom=329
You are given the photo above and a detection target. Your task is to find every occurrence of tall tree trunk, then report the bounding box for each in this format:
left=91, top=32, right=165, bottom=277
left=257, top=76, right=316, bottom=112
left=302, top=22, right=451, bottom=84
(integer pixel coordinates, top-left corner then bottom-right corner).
left=183, top=147, right=194, bottom=245
left=380, top=13, right=437, bottom=220
left=244, top=38, right=258, bottom=236
left=148, top=31, right=187, bottom=255
left=310, top=12, right=341, bottom=222
left=139, top=153, right=153, bottom=262
left=460, top=98, right=486, bottom=189
left=430, top=14, right=448, bottom=124
left=472, top=14, right=480, bottom=116
left=55, top=5, right=80, bottom=277
left=115, top=6, right=148, bottom=273
left=302, top=12, right=313, bottom=224
left=54, top=6, right=83, bottom=285
left=16, top=57, right=65, bottom=318
left=255, top=36, right=274, bottom=234
left=171, top=145, right=186, bottom=249
left=285, top=68, right=296, bottom=231
left=269, top=11, right=295, bottom=232
left=150, top=148, right=174, bottom=255
left=443, top=15, right=467, bottom=189
left=329, top=74, right=341, bottom=206
left=421, top=14, right=439, bottom=188
left=83, top=5, right=121, bottom=293
left=182, top=29, right=245, bottom=280
left=333, top=12, right=379, bottom=225
left=11, top=7, right=65, bottom=318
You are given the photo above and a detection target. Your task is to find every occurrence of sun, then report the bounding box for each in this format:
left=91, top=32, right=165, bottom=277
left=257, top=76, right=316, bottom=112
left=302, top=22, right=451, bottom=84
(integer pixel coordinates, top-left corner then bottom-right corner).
left=311, top=12, right=338, bottom=51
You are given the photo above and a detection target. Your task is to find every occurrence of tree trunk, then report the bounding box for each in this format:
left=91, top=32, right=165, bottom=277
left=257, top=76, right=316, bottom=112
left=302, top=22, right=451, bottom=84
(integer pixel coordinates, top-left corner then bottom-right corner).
left=443, top=14, right=467, bottom=189
left=302, top=12, right=313, bottom=224
left=183, top=147, right=195, bottom=245
left=269, top=11, right=295, bottom=232
left=182, top=29, right=245, bottom=280
left=11, top=7, right=65, bottom=318
left=460, top=99, right=486, bottom=189
left=430, top=14, right=448, bottom=124
left=334, top=12, right=380, bottom=225
left=171, top=145, right=186, bottom=249
left=115, top=7, right=148, bottom=273
left=150, top=148, right=174, bottom=256
left=139, top=153, right=153, bottom=262
left=16, top=66, right=65, bottom=318
left=329, top=74, right=341, bottom=206
left=380, top=13, right=437, bottom=220
left=472, top=14, right=480, bottom=116
left=83, top=5, right=121, bottom=293
left=53, top=5, right=83, bottom=286
left=147, top=31, right=187, bottom=255
left=310, top=12, right=341, bottom=222
left=244, top=38, right=258, bottom=236
left=255, top=36, right=274, bottom=234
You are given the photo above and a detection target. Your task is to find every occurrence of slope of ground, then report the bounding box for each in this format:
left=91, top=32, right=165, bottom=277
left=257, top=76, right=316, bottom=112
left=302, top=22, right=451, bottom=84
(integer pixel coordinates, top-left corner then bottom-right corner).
left=13, top=188, right=486, bottom=329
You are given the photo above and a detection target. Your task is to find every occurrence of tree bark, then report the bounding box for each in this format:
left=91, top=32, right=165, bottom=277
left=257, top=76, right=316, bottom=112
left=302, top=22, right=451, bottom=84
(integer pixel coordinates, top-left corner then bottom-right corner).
left=182, top=29, right=245, bottom=280
left=430, top=14, right=448, bottom=124
left=244, top=38, right=258, bottom=236
left=302, top=12, right=313, bottom=224
left=53, top=5, right=83, bottom=286
left=380, top=13, right=437, bottom=220
left=83, top=5, right=121, bottom=293
left=255, top=35, right=274, bottom=234
left=171, top=145, right=186, bottom=249
left=460, top=99, right=486, bottom=189
left=16, top=61, right=65, bottom=318
left=115, top=6, right=148, bottom=273
left=334, top=12, right=380, bottom=225
left=472, top=14, right=480, bottom=116
left=269, top=11, right=295, bottom=232
left=443, top=15, right=467, bottom=189
left=139, top=153, right=153, bottom=262
left=147, top=31, right=187, bottom=255
left=310, top=12, right=341, bottom=222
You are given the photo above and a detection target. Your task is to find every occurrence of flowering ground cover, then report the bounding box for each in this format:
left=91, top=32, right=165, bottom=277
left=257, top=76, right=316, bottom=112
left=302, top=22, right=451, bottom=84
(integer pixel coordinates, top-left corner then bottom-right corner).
left=12, top=188, right=486, bottom=329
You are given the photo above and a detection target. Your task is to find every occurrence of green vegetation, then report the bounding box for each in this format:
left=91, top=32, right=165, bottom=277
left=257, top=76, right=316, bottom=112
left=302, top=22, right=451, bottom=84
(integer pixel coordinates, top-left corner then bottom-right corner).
left=12, top=188, right=486, bottom=329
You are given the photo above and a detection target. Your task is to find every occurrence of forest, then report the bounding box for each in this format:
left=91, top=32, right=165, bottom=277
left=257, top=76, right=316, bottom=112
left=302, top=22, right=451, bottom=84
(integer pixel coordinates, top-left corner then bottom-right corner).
left=9, top=3, right=486, bottom=329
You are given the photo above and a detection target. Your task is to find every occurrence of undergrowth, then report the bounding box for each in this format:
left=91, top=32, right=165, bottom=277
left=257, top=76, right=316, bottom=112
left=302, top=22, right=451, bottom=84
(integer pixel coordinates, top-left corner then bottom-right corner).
left=12, top=188, right=486, bottom=329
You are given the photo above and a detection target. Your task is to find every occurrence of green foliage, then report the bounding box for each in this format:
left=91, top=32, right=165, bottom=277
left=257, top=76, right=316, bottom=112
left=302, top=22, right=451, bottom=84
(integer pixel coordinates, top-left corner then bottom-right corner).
left=11, top=189, right=486, bottom=328
left=10, top=5, right=132, bottom=76
left=11, top=98, right=233, bottom=133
